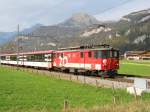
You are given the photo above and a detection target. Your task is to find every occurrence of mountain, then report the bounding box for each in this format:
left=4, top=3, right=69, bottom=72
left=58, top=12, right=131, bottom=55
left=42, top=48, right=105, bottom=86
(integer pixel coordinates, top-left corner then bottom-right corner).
left=31, top=12, right=100, bottom=39
left=59, top=12, right=100, bottom=28
left=0, top=24, right=42, bottom=45
left=120, top=8, right=150, bottom=23
left=1, top=12, right=100, bottom=52
left=78, top=9, right=150, bottom=52
left=18, top=13, right=101, bottom=51
left=117, top=9, right=150, bottom=51
left=22, top=24, right=43, bottom=34
left=1, top=9, right=150, bottom=53
left=0, top=32, right=16, bottom=45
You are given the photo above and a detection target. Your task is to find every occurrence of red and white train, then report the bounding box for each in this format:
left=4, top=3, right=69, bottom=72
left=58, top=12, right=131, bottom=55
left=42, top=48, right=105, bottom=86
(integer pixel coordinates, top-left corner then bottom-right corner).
left=0, top=45, right=119, bottom=77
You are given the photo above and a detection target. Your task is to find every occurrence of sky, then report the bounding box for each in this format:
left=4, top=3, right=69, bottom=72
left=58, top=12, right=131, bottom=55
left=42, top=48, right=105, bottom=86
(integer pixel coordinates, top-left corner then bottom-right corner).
left=0, top=0, right=150, bottom=31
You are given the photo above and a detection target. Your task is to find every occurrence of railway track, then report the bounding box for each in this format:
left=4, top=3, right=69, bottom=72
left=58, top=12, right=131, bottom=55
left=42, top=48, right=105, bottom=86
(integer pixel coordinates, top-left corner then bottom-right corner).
left=108, top=77, right=134, bottom=83
left=118, top=73, right=150, bottom=79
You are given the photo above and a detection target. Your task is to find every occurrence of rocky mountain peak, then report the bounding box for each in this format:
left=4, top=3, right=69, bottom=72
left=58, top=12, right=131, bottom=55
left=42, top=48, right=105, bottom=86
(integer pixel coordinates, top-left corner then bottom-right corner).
left=60, top=12, right=100, bottom=28
left=120, top=8, right=150, bottom=23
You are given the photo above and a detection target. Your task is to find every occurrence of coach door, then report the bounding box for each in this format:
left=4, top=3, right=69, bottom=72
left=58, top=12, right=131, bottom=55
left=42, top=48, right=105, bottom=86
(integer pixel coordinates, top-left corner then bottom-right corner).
left=61, top=53, right=64, bottom=67
left=45, top=53, right=52, bottom=68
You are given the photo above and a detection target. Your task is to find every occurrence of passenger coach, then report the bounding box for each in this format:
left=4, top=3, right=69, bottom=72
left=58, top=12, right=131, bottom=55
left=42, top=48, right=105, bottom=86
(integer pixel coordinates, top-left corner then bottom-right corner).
left=0, top=50, right=53, bottom=69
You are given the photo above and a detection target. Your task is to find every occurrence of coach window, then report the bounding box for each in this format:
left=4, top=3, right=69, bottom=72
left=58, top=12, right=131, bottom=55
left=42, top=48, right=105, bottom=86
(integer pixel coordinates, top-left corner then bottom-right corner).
left=80, top=52, right=84, bottom=58
left=10, top=56, right=17, bottom=61
left=1, top=56, right=6, bottom=60
left=61, top=53, right=64, bottom=58
left=37, top=54, right=45, bottom=62
left=88, top=52, right=92, bottom=58
left=47, top=54, right=51, bottom=58
left=57, top=53, right=60, bottom=58
left=53, top=53, right=56, bottom=58
left=27, top=55, right=34, bottom=61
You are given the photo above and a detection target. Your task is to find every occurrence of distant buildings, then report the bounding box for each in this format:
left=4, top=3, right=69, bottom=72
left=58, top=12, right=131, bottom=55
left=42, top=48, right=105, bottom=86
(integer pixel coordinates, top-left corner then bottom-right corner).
left=124, top=51, right=150, bottom=60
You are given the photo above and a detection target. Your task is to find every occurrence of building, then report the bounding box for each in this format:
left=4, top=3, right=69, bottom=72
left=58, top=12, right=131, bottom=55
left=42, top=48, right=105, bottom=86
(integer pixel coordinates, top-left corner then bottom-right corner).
left=140, top=51, right=150, bottom=60
left=124, top=51, right=150, bottom=60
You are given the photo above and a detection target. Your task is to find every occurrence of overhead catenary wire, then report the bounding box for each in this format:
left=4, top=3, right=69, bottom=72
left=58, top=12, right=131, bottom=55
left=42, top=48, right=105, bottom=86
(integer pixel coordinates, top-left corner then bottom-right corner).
left=96, top=0, right=132, bottom=15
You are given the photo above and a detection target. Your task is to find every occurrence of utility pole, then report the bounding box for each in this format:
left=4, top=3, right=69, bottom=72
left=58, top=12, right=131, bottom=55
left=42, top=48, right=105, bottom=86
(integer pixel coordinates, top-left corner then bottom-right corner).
left=0, top=47, right=1, bottom=65
left=17, top=24, right=20, bottom=69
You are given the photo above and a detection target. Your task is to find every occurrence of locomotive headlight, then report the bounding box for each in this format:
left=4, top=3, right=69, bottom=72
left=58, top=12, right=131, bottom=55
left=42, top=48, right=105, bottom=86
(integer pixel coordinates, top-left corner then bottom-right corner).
left=103, top=59, right=107, bottom=66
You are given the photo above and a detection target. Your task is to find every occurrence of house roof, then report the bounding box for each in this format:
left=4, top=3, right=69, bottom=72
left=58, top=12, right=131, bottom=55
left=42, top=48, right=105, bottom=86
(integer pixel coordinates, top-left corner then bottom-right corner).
left=125, top=50, right=150, bottom=56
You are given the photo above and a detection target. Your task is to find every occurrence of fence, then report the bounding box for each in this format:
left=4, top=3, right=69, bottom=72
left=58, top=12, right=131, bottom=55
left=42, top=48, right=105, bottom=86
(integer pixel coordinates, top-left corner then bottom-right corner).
left=0, top=65, right=132, bottom=89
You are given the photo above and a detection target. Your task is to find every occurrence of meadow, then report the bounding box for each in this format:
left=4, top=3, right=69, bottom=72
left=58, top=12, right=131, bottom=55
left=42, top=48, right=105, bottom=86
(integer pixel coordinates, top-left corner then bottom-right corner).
left=0, top=66, right=150, bottom=112
left=119, top=60, right=150, bottom=77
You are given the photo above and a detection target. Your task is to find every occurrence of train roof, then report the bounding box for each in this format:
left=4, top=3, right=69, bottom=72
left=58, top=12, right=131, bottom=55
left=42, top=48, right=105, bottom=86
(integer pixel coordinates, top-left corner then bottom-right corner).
left=56, top=44, right=119, bottom=53
left=0, top=45, right=119, bottom=56
left=54, top=47, right=118, bottom=53
left=0, top=50, right=53, bottom=56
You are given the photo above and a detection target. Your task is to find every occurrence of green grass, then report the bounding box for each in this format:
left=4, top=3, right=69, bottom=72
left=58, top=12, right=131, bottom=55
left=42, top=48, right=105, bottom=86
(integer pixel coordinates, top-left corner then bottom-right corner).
left=119, top=60, right=150, bottom=77
left=0, top=66, right=150, bottom=112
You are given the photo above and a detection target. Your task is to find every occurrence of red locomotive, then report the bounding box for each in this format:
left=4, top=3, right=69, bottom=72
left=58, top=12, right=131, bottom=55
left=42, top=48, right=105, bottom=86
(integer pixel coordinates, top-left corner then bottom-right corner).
left=0, top=44, right=119, bottom=77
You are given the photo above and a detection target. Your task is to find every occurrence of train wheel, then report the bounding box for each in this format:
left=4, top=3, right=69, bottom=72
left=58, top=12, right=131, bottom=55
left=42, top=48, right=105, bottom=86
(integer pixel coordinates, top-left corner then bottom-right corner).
left=74, top=69, right=78, bottom=75
left=91, top=71, right=97, bottom=76
left=64, top=69, right=69, bottom=73
left=86, top=71, right=91, bottom=76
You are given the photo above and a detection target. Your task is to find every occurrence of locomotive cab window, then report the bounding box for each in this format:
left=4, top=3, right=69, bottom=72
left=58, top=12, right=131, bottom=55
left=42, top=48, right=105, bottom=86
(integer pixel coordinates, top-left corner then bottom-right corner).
left=80, top=52, right=84, bottom=58
left=94, top=51, right=102, bottom=59
left=102, top=50, right=110, bottom=58
left=94, top=50, right=110, bottom=59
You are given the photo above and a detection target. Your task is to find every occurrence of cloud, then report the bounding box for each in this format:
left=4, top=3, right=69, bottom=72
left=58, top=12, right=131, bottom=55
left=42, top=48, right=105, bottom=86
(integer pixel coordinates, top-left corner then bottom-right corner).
left=95, top=0, right=150, bottom=21
left=0, top=0, right=65, bottom=31
left=0, top=0, right=150, bottom=31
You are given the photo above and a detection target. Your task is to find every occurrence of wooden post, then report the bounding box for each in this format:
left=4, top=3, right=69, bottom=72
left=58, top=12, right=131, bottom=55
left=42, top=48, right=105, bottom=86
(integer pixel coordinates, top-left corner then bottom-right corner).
left=50, top=72, right=52, bottom=77
left=58, top=73, right=60, bottom=79
left=64, top=99, right=69, bottom=111
left=84, top=76, right=86, bottom=84
left=77, top=75, right=78, bottom=81
left=52, top=74, right=54, bottom=77
left=70, top=75, right=71, bottom=81
left=96, top=79, right=98, bottom=88
left=112, top=83, right=116, bottom=105
left=133, top=86, right=137, bottom=100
